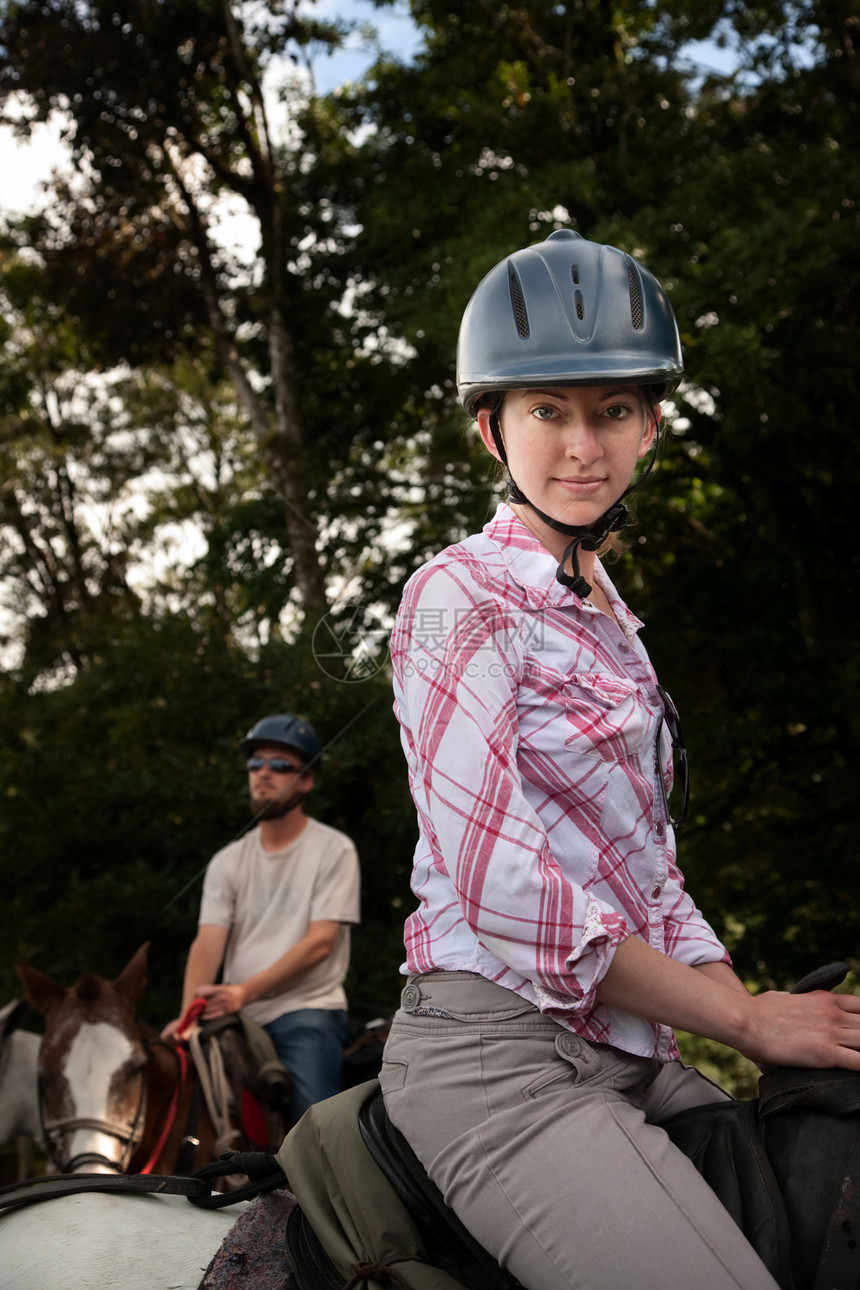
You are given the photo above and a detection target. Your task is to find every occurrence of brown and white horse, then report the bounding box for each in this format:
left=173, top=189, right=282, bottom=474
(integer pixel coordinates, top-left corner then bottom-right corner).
left=16, top=944, right=230, bottom=1177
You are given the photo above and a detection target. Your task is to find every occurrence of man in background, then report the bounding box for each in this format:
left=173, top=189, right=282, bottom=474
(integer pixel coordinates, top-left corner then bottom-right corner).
left=164, top=713, right=360, bottom=1123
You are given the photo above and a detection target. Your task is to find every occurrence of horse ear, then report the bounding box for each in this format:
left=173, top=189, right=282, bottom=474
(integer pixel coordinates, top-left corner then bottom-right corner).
left=113, top=942, right=149, bottom=1004
left=16, top=960, right=67, bottom=1015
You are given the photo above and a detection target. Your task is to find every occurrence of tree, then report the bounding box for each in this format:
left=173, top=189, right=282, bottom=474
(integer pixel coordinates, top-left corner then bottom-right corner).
left=313, top=0, right=860, bottom=981
left=0, top=245, right=414, bottom=1017
left=2, top=0, right=858, bottom=1003
left=0, top=0, right=372, bottom=621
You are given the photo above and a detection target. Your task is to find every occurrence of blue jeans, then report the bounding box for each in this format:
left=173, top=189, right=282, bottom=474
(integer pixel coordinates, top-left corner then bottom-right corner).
left=263, top=1008, right=348, bottom=1124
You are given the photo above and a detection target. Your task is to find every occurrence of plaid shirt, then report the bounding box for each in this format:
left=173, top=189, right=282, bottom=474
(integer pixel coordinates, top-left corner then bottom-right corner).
left=391, top=504, right=729, bottom=1061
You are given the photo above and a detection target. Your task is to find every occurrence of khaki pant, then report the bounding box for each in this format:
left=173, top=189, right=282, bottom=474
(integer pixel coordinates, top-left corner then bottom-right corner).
left=380, top=973, right=779, bottom=1290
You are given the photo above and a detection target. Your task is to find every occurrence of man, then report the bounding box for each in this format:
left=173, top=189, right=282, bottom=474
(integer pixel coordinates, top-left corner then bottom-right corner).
left=164, top=713, right=360, bottom=1123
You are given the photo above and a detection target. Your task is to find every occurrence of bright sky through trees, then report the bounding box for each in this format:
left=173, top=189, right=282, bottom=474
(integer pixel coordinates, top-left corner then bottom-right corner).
left=0, top=0, right=422, bottom=216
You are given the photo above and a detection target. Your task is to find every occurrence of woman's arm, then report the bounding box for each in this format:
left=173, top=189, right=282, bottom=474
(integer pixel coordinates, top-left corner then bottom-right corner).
left=596, top=934, right=860, bottom=1070
left=692, top=959, right=751, bottom=995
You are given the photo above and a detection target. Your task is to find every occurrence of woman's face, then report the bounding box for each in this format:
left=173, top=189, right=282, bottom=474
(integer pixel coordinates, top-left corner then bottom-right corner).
left=477, top=385, right=658, bottom=531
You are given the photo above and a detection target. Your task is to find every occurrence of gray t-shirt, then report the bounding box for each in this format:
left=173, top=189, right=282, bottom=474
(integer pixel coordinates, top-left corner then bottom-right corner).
left=198, top=818, right=361, bottom=1024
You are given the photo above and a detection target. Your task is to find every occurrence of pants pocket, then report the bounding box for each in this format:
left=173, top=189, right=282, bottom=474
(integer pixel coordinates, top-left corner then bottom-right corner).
left=379, top=1057, right=408, bottom=1094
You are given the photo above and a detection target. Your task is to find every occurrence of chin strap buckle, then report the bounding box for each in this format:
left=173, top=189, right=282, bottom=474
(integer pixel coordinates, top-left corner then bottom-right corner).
left=555, top=503, right=629, bottom=596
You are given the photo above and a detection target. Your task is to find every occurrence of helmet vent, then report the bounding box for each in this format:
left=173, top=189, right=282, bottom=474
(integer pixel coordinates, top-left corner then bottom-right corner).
left=627, top=260, right=644, bottom=330
left=509, top=268, right=530, bottom=338
left=571, top=265, right=580, bottom=285
left=574, top=289, right=585, bottom=320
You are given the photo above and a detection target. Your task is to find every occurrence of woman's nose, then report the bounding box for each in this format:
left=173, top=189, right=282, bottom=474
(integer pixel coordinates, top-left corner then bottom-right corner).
left=564, top=421, right=602, bottom=463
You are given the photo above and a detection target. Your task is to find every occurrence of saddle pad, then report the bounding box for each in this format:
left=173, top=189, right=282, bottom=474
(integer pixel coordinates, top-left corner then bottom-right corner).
left=198, top=1189, right=298, bottom=1290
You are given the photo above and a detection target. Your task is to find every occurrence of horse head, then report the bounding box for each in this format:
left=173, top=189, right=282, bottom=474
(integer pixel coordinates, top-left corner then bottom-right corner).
left=16, top=944, right=151, bottom=1174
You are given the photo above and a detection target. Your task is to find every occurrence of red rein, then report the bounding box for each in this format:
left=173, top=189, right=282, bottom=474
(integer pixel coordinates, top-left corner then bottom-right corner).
left=139, top=997, right=208, bottom=1175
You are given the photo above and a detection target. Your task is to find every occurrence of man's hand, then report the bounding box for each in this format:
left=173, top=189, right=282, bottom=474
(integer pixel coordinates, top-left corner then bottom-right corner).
left=196, top=982, right=247, bottom=1018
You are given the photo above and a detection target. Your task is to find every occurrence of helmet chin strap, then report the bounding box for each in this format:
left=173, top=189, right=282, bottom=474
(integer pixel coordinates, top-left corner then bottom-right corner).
left=490, top=410, right=657, bottom=597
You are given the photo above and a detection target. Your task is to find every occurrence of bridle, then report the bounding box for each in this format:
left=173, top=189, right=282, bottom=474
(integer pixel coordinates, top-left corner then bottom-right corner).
left=40, top=1074, right=148, bottom=1175
left=37, top=998, right=204, bottom=1176
left=38, top=1027, right=196, bottom=1175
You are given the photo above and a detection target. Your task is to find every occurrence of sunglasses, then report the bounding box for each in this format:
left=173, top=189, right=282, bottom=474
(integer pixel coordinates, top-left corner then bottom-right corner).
left=655, top=686, right=689, bottom=831
left=246, top=756, right=306, bottom=776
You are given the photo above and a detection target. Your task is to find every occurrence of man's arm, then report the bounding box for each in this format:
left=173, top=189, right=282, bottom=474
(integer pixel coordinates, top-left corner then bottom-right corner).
left=196, top=919, right=342, bottom=1019
left=161, top=923, right=229, bottom=1038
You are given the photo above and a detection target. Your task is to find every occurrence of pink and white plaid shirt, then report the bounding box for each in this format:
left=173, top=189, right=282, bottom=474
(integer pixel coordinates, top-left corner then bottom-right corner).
left=391, top=504, right=729, bottom=1061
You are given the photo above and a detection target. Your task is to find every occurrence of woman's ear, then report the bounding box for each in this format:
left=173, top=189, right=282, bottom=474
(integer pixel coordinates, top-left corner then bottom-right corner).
left=476, top=406, right=504, bottom=462
left=638, top=403, right=661, bottom=459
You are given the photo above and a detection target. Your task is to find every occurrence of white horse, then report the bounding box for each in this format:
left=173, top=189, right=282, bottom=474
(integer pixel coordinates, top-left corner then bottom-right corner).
left=0, top=1000, right=43, bottom=1180
left=0, top=1191, right=250, bottom=1290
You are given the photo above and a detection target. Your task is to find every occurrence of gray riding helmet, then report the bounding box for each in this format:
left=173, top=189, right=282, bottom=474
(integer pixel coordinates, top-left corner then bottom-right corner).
left=456, top=228, right=683, bottom=416
left=238, top=713, right=321, bottom=766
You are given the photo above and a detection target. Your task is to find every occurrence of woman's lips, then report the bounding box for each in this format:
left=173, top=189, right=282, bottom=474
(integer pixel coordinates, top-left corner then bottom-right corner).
left=555, top=476, right=606, bottom=494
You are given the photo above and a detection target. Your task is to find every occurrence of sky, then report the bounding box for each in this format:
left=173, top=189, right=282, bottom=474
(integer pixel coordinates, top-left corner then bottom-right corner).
left=313, top=0, right=421, bottom=94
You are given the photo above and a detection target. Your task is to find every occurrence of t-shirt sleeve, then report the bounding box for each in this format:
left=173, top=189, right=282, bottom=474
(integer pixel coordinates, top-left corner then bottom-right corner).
left=309, top=836, right=361, bottom=926
left=197, top=847, right=238, bottom=929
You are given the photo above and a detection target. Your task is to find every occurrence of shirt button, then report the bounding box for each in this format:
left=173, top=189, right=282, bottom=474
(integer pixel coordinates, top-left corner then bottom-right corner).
left=401, top=983, right=422, bottom=1011
left=652, top=886, right=662, bottom=901
left=655, top=822, right=665, bottom=838
left=559, top=1034, right=582, bottom=1057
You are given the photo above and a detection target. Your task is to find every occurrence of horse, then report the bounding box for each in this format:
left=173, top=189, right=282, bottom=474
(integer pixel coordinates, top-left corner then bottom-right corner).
left=12, top=959, right=856, bottom=1290
left=0, top=1000, right=43, bottom=1181
left=0, top=1191, right=258, bottom=1290
left=3, top=1047, right=860, bottom=1290
left=16, top=943, right=283, bottom=1177
left=4, top=963, right=858, bottom=1290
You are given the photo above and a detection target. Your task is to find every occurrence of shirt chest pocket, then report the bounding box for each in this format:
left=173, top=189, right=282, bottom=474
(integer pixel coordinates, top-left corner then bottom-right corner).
left=556, top=671, right=655, bottom=763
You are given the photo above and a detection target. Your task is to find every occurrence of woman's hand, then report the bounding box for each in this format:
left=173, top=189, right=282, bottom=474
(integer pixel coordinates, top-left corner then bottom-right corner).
left=737, top=988, right=860, bottom=1071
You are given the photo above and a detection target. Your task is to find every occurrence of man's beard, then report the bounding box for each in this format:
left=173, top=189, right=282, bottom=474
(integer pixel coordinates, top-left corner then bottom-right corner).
left=250, top=788, right=307, bottom=821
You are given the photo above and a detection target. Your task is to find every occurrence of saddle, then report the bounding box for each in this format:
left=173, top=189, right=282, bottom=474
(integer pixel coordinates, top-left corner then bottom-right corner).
left=189, top=1013, right=291, bottom=1157
left=661, top=1064, right=860, bottom=1290
left=281, top=964, right=860, bottom=1290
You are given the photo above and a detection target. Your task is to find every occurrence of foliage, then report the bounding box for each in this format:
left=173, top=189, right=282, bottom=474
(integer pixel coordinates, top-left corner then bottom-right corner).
left=0, top=0, right=858, bottom=1029
left=0, top=611, right=414, bottom=1022
left=316, top=0, right=860, bottom=982
left=674, top=1032, right=761, bottom=1101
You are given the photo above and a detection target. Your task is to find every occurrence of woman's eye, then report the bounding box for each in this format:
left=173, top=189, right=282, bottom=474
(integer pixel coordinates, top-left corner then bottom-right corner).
left=603, top=403, right=631, bottom=420
left=532, top=405, right=557, bottom=420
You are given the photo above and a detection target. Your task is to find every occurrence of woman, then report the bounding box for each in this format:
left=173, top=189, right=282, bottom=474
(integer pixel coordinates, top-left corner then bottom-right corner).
left=380, top=229, right=860, bottom=1289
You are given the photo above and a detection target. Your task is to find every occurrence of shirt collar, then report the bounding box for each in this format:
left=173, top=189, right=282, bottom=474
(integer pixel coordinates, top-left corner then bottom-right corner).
left=483, top=503, right=645, bottom=637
